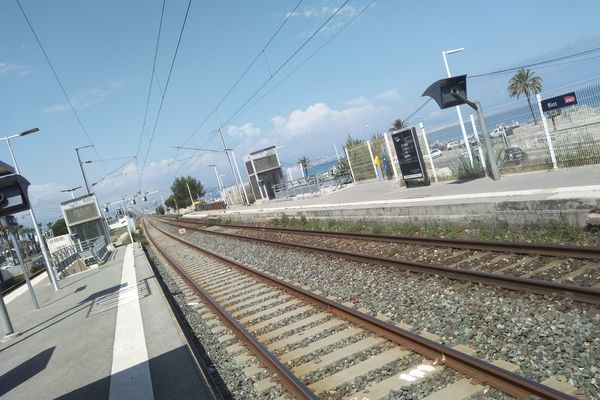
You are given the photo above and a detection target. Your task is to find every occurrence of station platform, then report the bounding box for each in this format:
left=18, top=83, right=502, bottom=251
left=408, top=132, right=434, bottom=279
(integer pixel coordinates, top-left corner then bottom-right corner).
left=188, top=165, right=600, bottom=226
left=0, top=244, right=215, bottom=399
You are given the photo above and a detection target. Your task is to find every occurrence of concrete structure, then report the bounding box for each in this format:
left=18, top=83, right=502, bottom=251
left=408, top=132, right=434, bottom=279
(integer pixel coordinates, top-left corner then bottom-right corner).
left=60, top=193, right=110, bottom=245
left=0, top=243, right=215, bottom=399
left=245, top=146, right=284, bottom=201
left=187, top=165, right=600, bottom=228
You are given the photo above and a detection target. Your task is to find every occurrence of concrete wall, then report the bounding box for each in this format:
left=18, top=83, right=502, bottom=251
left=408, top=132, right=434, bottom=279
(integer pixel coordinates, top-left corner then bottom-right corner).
left=203, top=198, right=599, bottom=228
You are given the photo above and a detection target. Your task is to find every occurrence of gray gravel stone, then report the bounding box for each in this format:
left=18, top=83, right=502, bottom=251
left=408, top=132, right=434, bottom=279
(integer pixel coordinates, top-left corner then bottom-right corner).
left=158, top=222, right=599, bottom=399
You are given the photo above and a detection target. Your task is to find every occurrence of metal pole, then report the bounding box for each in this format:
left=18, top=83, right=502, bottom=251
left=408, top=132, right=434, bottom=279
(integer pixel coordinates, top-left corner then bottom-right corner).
left=75, top=148, right=91, bottom=194
left=7, top=224, right=39, bottom=310
left=536, top=93, right=558, bottom=169
left=231, top=150, right=250, bottom=205
left=218, top=129, right=245, bottom=205
left=249, top=157, right=264, bottom=200
left=344, top=147, right=356, bottom=182
left=5, top=139, right=59, bottom=291
left=334, top=144, right=341, bottom=162
left=366, top=140, right=379, bottom=179
left=383, top=132, right=399, bottom=180
left=469, top=114, right=488, bottom=176
left=475, top=102, right=500, bottom=180
left=122, top=196, right=134, bottom=244
left=419, top=122, right=438, bottom=183
left=0, top=294, right=15, bottom=336
left=186, top=182, right=195, bottom=207
left=443, top=51, right=474, bottom=167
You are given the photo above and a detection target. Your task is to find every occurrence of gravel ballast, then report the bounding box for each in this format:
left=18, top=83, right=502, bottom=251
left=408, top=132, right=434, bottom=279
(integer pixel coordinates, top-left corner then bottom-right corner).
left=156, top=221, right=600, bottom=399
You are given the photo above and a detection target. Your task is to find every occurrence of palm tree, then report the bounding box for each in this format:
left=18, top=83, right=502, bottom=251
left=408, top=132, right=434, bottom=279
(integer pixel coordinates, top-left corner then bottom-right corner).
left=345, top=135, right=364, bottom=148
left=298, top=156, right=311, bottom=176
left=389, top=118, right=407, bottom=132
left=507, top=68, right=543, bottom=124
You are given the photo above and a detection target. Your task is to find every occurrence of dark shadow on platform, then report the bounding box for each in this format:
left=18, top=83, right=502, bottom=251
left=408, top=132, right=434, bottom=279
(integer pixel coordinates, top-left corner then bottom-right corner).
left=56, top=346, right=227, bottom=400
left=0, top=346, right=55, bottom=397
left=0, top=284, right=125, bottom=353
left=77, top=283, right=126, bottom=305
left=449, top=176, right=484, bottom=184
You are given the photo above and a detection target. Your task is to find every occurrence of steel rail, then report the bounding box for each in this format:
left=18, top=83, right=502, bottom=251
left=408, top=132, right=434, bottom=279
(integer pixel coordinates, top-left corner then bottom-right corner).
left=143, top=220, right=319, bottom=400
left=147, top=217, right=577, bottom=400
left=159, top=218, right=600, bottom=305
left=140, top=244, right=229, bottom=400
left=172, top=217, right=600, bottom=260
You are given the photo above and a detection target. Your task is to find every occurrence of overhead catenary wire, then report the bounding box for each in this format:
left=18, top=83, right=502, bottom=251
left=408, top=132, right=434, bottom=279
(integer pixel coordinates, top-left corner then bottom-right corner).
left=469, top=46, right=600, bottom=78
left=159, top=130, right=220, bottom=191
left=242, top=0, right=377, bottom=119
left=140, top=0, right=192, bottom=187
left=15, top=0, right=108, bottom=175
left=135, top=0, right=166, bottom=188
left=179, top=0, right=305, bottom=148
left=90, top=156, right=137, bottom=188
left=220, top=0, right=353, bottom=129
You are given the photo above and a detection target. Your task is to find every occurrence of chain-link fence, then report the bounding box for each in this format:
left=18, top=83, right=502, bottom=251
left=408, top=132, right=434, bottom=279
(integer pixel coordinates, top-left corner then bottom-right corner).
left=344, top=78, right=600, bottom=182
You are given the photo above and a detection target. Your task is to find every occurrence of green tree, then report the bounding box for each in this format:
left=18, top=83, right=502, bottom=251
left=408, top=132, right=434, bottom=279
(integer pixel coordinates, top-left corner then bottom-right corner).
left=298, top=156, right=311, bottom=176
left=169, top=176, right=205, bottom=208
left=507, top=68, right=543, bottom=124
left=155, top=205, right=165, bottom=215
left=370, top=132, right=384, bottom=141
left=389, top=118, right=407, bottom=132
left=164, top=195, right=177, bottom=210
left=51, top=218, right=68, bottom=236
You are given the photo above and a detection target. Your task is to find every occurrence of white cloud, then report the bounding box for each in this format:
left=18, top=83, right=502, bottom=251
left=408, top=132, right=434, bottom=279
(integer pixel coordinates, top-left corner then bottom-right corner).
left=228, top=122, right=261, bottom=137
left=43, top=78, right=138, bottom=113
left=376, top=88, right=400, bottom=101
left=271, top=102, right=381, bottom=139
left=344, top=96, right=370, bottom=107
left=288, top=4, right=359, bottom=19
left=0, top=62, right=31, bottom=76
left=43, top=103, right=72, bottom=113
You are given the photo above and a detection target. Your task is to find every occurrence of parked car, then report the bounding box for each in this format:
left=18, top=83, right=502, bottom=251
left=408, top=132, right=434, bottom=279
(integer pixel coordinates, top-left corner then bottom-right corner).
left=499, top=147, right=527, bottom=164
left=427, top=148, right=442, bottom=159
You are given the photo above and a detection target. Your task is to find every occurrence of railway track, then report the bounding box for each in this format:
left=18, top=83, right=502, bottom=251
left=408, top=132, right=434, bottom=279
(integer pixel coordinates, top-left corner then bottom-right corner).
left=144, top=217, right=578, bottom=399
left=158, top=217, right=600, bottom=305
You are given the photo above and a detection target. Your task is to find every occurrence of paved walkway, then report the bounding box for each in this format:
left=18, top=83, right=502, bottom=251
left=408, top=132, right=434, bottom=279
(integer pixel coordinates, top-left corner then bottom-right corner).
left=193, top=165, right=600, bottom=217
left=0, top=244, right=214, bottom=400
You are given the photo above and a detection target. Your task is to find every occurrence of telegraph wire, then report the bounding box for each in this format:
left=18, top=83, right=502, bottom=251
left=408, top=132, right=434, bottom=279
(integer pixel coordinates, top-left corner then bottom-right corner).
left=179, top=0, right=304, bottom=148
left=15, top=0, right=108, bottom=175
left=140, top=0, right=193, bottom=187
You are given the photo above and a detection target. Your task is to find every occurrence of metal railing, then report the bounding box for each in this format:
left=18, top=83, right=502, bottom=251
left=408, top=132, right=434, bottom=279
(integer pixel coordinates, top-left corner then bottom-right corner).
left=273, top=172, right=353, bottom=199
left=343, top=78, right=600, bottom=182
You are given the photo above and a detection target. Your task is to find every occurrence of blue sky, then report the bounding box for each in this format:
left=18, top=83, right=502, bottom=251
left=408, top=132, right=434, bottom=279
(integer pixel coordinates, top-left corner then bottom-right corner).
left=1, top=0, right=600, bottom=223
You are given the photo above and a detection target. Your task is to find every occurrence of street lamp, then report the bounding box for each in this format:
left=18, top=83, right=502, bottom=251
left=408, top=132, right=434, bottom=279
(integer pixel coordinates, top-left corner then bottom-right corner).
left=209, top=164, right=226, bottom=204
left=1, top=128, right=60, bottom=291
left=442, top=48, right=473, bottom=167
left=60, top=186, right=82, bottom=199
left=75, top=145, right=94, bottom=194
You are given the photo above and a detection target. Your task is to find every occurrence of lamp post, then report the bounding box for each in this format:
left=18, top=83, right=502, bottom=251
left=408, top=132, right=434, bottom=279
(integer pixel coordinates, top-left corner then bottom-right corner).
left=75, top=145, right=94, bottom=194
left=442, top=48, right=473, bottom=167
left=2, top=128, right=60, bottom=291
left=60, top=186, right=82, bottom=199
left=209, top=164, right=226, bottom=203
